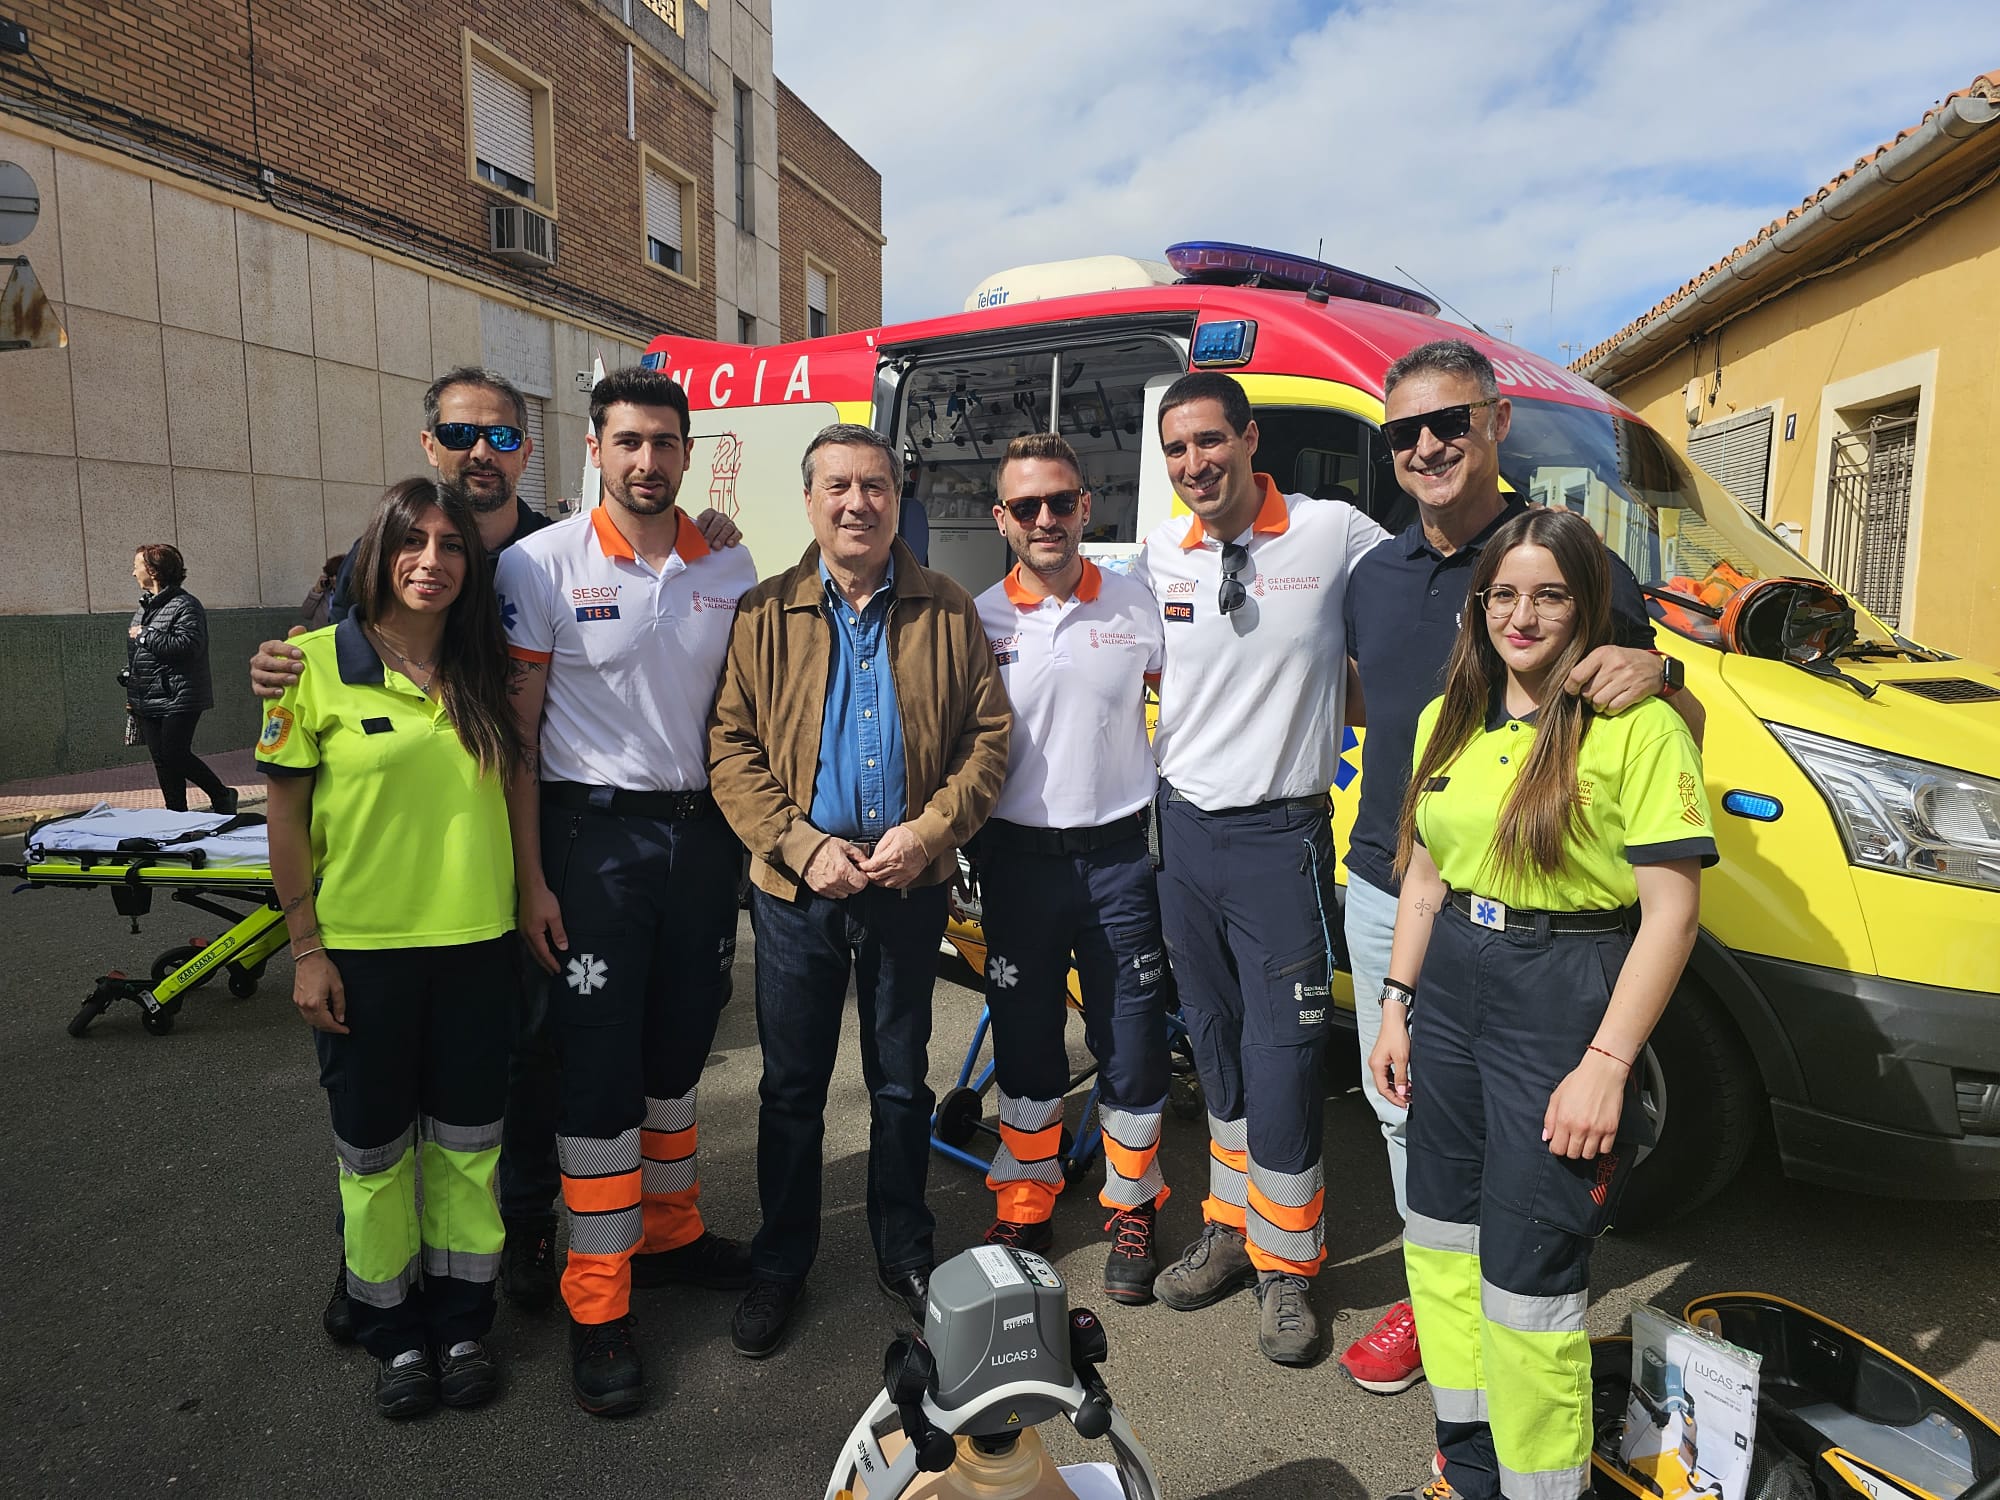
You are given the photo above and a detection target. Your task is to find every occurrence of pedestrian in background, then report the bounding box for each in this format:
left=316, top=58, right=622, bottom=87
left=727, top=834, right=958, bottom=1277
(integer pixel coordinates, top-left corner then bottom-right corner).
left=258, top=477, right=521, bottom=1419
left=300, top=553, right=347, bottom=631
left=124, top=543, right=235, bottom=814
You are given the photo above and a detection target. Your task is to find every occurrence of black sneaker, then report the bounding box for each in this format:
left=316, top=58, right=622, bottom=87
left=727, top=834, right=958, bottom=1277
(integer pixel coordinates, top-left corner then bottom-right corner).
left=500, top=1214, right=560, bottom=1311
left=730, top=1277, right=803, bottom=1360
left=630, top=1230, right=752, bottom=1291
left=322, top=1257, right=356, bottom=1344
left=375, top=1346, right=438, bottom=1419
left=982, top=1217, right=1055, bottom=1253
left=1101, top=1203, right=1157, bottom=1305
left=569, top=1315, right=644, bottom=1417
left=437, top=1339, right=498, bottom=1409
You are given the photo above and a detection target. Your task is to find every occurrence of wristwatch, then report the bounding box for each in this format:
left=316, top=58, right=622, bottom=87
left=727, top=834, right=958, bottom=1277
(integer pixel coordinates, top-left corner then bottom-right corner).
left=1657, top=653, right=1685, bottom=698
left=1379, top=978, right=1416, bottom=1009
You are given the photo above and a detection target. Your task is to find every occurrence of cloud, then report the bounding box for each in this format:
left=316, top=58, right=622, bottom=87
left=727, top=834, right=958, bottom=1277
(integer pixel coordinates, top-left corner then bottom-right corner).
left=773, top=0, right=1997, bottom=357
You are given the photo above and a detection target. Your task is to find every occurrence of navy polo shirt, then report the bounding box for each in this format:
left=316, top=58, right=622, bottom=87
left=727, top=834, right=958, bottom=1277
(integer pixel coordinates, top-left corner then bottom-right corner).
left=1342, top=498, right=1655, bottom=896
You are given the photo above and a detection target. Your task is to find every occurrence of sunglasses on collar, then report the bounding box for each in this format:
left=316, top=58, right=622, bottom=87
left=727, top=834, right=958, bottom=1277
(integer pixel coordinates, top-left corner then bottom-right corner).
left=1381, top=399, right=1497, bottom=453
left=431, top=422, right=526, bottom=453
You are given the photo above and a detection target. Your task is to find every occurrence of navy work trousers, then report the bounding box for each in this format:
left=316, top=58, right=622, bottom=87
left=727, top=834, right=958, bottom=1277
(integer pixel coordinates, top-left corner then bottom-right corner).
left=747, top=881, right=949, bottom=1284
left=495, top=945, right=559, bottom=1221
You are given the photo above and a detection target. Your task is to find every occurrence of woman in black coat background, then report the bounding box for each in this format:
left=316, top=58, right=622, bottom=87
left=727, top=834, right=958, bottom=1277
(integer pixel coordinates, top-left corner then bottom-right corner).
left=124, top=543, right=236, bottom=814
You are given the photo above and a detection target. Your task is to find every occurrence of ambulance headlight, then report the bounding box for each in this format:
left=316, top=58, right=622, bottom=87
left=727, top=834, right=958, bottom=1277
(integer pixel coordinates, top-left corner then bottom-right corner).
left=1769, top=724, right=2000, bottom=891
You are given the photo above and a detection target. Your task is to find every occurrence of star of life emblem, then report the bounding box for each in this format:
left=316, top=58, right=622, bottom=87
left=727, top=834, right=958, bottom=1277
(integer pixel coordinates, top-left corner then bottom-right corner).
left=986, top=955, right=1019, bottom=989
left=566, top=953, right=609, bottom=993
left=1471, top=898, right=1507, bottom=932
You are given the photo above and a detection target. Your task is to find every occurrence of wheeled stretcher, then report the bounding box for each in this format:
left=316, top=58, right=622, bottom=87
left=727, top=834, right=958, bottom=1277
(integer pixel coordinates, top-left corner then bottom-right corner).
left=5, top=806, right=289, bottom=1037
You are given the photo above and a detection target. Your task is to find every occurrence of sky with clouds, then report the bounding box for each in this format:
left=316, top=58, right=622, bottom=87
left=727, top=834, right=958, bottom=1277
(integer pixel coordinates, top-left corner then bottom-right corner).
left=772, top=0, right=1998, bottom=362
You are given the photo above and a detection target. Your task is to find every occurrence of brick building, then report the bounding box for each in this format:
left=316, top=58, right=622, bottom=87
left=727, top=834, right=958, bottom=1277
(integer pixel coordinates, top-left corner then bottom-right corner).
left=0, top=0, right=882, bottom=777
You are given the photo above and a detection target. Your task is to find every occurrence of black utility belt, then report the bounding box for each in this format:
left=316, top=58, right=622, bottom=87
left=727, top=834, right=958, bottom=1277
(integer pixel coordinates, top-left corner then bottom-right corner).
left=542, top=781, right=717, bottom=821
left=1447, top=889, right=1632, bottom=935
left=1166, top=785, right=1330, bottom=817
left=981, top=813, right=1146, bottom=856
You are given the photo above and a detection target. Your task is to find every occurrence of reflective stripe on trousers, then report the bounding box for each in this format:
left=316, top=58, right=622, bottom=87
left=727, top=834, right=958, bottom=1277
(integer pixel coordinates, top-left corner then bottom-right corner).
left=985, top=1090, right=1066, bottom=1223
left=559, top=1126, right=642, bottom=1322
left=641, top=1087, right=705, bottom=1253
left=1097, top=1100, right=1166, bottom=1210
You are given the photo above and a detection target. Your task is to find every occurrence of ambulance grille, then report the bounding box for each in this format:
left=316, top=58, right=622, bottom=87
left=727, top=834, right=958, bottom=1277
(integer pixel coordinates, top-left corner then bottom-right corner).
left=1956, top=1076, right=2000, bottom=1136
left=1888, top=679, right=2000, bottom=704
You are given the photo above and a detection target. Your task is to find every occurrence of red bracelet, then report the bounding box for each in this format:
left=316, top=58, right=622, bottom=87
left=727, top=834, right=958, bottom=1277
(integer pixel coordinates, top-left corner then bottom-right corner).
left=1588, top=1043, right=1633, bottom=1070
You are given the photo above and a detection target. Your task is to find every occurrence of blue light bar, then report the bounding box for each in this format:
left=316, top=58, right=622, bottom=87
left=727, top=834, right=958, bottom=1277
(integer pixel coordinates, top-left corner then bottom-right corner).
left=1164, top=241, right=1439, bottom=316
left=639, top=351, right=667, bottom=371
left=1721, top=790, right=1784, bottom=821
left=1191, top=320, right=1255, bottom=368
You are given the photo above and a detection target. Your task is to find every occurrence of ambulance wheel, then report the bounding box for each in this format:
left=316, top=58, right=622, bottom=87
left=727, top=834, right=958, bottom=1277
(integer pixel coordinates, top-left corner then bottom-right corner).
left=226, top=968, right=258, bottom=999
left=151, top=944, right=218, bottom=989
left=1615, top=981, right=1759, bottom=1231
left=936, top=1087, right=984, bottom=1148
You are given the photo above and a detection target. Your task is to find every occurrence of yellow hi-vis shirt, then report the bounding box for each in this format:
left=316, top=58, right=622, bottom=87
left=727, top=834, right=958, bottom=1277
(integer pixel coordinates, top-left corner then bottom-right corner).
left=255, top=618, right=514, bottom=949
left=1412, top=693, right=1717, bottom=912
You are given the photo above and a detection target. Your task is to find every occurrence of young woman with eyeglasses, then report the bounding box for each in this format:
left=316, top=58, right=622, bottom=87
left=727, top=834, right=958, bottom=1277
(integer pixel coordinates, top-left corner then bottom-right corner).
left=258, top=477, right=521, bottom=1420
left=1367, top=505, right=1715, bottom=1500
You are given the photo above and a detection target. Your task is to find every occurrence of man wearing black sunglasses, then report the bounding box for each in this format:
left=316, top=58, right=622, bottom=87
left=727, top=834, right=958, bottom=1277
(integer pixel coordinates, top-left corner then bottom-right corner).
left=1137, top=371, right=1389, bottom=1367
left=969, top=432, right=1171, bottom=1306
left=1335, top=338, right=1700, bottom=1409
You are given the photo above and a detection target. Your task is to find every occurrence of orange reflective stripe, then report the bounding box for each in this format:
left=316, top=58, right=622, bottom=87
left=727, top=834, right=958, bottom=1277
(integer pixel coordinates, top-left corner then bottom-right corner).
left=561, top=1168, right=640, bottom=1214
left=1202, top=1194, right=1248, bottom=1230
left=1102, top=1134, right=1155, bottom=1182
left=989, top=1177, right=1060, bottom=1224
left=1247, top=1181, right=1324, bottom=1234
left=1209, top=1142, right=1248, bottom=1173
left=642, top=1194, right=704, bottom=1253
left=997, top=1121, right=1062, bottom=1162
left=1246, top=1237, right=1325, bottom=1276
left=562, top=1250, right=632, bottom=1323
left=642, top=1125, right=697, bottom=1162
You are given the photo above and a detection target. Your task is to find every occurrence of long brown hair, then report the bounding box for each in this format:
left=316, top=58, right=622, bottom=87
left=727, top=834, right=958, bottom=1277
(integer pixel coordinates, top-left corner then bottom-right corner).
left=1394, top=506, right=1615, bottom=884
left=351, top=477, right=516, bottom=779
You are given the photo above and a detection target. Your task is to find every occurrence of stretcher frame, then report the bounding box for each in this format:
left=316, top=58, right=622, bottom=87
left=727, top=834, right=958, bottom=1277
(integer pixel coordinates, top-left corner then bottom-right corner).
left=5, top=814, right=291, bottom=1037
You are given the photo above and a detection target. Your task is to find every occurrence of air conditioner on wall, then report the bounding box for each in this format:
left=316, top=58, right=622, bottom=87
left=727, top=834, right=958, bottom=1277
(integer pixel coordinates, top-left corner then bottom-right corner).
left=489, top=203, right=556, bottom=268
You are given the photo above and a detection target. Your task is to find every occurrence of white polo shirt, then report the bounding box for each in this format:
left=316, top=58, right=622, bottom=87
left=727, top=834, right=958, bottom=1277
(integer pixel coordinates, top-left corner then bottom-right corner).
left=495, top=506, right=757, bottom=792
left=975, top=560, right=1164, bottom=830
left=1136, top=475, right=1385, bottom=812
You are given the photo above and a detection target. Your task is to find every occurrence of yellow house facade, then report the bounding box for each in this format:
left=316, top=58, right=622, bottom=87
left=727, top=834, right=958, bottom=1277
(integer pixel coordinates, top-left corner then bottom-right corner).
left=1575, top=71, right=2000, bottom=666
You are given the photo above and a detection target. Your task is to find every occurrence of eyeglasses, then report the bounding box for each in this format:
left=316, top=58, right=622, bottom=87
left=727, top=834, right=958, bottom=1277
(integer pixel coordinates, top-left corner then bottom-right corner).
left=1002, top=490, right=1082, bottom=524
left=431, top=422, right=526, bottom=453
left=1478, top=585, right=1575, bottom=619
left=1219, top=541, right=1250, bottom=616
left=1381, top=399, right=1498, bottom=453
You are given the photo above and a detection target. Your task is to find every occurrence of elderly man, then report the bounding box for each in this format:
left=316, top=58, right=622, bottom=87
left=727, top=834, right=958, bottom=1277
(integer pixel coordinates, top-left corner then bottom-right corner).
left=970, top=432, right=1170, bottom=1303
left=709, top=422, right=1010, bottom=1360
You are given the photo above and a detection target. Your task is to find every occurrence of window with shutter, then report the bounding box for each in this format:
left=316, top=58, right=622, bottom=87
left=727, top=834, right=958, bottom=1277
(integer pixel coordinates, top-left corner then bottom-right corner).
left=807, top=263, right=830, bottom=339
left=518, top=397, right=548, bottom=514
left=646, top=166, right=685, bottom=273
left=471, top=57, right=538, bottom=200
left=1687, top=408, right=1773, bottom=518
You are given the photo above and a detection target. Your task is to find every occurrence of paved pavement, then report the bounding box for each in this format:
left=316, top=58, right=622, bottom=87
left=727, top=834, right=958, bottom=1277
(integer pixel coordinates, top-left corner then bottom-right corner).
left=1, top=839, right=1995, bottom=1497
left=0, top=750, right=264, bottom=834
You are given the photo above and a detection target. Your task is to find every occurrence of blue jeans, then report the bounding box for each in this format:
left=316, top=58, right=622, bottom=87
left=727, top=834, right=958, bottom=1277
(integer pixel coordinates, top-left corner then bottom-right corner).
left=747, top=882, right=948, bottom=1284
left=1343, top=872, right=1410, bottom=1221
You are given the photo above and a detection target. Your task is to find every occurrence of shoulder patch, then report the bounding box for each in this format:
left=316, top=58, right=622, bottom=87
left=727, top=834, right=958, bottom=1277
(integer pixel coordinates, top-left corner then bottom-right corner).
left=259, top=706, right=293, bottom=751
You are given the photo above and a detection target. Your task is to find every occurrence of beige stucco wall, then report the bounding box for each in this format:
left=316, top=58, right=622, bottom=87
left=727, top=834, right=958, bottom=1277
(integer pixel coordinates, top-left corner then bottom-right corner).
left=1602, top=185, right=2000, bottom=666
left=0, top=121, right=651, bottom=618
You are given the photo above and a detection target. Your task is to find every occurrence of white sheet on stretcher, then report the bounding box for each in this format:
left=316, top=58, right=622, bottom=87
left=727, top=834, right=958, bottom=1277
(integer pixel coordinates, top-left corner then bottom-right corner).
left=25, top=804, right=271, bottom=869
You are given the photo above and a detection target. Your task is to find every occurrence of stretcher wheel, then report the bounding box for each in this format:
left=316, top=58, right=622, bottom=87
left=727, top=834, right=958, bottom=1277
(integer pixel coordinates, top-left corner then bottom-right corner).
left=936, top=1086, right=984, bottom=1148
left=226, top=968, right=258, bottom=999
left=1168, top=1071, right=1202, bottom=1120
left=67, top=995, right=108, bottom=1038
left=151, top=944, right=218, bottom=989
left=1059, top=1127, right=1087, bottom=1187
left=141, top=994, right=184, bottom=1037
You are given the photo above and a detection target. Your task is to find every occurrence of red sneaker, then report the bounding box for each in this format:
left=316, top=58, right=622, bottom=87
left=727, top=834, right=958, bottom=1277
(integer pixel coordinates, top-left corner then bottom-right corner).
left=1338, top=1299, right=1425, bottom=1395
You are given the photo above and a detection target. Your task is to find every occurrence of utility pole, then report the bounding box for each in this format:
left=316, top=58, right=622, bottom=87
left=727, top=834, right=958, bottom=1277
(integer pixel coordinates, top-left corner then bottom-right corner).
left=1548, top=266, right=1569, bottom=349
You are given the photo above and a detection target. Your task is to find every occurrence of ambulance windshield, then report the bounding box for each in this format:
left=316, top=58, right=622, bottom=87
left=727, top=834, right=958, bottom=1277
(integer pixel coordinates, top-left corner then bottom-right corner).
left=1497, top=399, right=1879, bottom=646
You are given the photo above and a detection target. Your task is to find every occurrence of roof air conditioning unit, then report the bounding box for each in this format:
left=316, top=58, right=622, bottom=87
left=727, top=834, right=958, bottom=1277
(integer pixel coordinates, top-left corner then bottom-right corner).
left=489, top=203, right=556, bottom=269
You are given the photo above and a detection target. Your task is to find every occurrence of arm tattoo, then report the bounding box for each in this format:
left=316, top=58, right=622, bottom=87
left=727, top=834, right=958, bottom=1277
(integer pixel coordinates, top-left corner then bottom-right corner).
left=505, top=659, right=545, bottom=697
left=282, top=892, right=309, bottom=914
left=1413, top=896, right=1439, bottom=917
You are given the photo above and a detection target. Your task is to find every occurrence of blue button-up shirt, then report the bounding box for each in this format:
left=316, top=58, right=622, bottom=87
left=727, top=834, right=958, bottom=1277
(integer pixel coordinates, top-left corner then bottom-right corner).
left=810, top=560, right=907, bottom=841
left=1342, top=497, right=1656, bottom=897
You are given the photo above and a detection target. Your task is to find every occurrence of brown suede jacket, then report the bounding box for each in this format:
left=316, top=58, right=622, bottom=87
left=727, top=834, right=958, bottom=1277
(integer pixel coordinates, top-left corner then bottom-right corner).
left=708, top=536, right=1011, bottom=901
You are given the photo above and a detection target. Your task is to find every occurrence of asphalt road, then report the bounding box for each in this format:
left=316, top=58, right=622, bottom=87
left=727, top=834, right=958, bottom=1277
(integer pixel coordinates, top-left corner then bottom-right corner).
left=3, top=834, right=1996, bottom=1498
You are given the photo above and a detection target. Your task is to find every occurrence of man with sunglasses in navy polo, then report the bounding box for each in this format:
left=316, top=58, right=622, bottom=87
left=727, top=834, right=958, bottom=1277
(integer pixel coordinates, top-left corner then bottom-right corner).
left=1135, top=371, right=1387, bottom=1368
left=1335, top=338, right=1699, bottom=1414
left=247, top=365, right=741, bottom=1349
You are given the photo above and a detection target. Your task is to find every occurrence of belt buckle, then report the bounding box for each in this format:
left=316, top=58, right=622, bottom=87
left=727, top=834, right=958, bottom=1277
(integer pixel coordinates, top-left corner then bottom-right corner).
left=1469, top=895, right=1507, bottom=932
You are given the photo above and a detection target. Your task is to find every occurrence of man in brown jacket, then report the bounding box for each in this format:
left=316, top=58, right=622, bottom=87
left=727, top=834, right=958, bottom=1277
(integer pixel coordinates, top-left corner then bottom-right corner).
left=709, top=422, right=1010, bottom=1359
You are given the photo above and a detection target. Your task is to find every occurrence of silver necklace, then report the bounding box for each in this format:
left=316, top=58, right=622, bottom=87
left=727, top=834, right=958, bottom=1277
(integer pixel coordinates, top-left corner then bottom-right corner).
left=370, top=627, right=437, bottom=693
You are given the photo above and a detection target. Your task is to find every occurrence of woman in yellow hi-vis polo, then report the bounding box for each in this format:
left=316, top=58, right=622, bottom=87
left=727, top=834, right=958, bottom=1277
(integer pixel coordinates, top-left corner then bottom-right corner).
left=1368, top=506, right=1713, bottom=1500
left=259, top=477, right=519, bottom=1419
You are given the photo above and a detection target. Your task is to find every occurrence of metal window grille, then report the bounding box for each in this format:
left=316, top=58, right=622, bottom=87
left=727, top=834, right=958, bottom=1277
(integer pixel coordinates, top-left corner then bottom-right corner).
left=1687, top=408, right=1773, bottom=519
left=519, top=396, right=549, bottom=514
left=807, top=264, right=829, bottom=338
left=646, top=166, right=683, bottom=272
left=471, top=57, right=537, bottom=197
left=1824, top=412, right=1917, bottom=628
